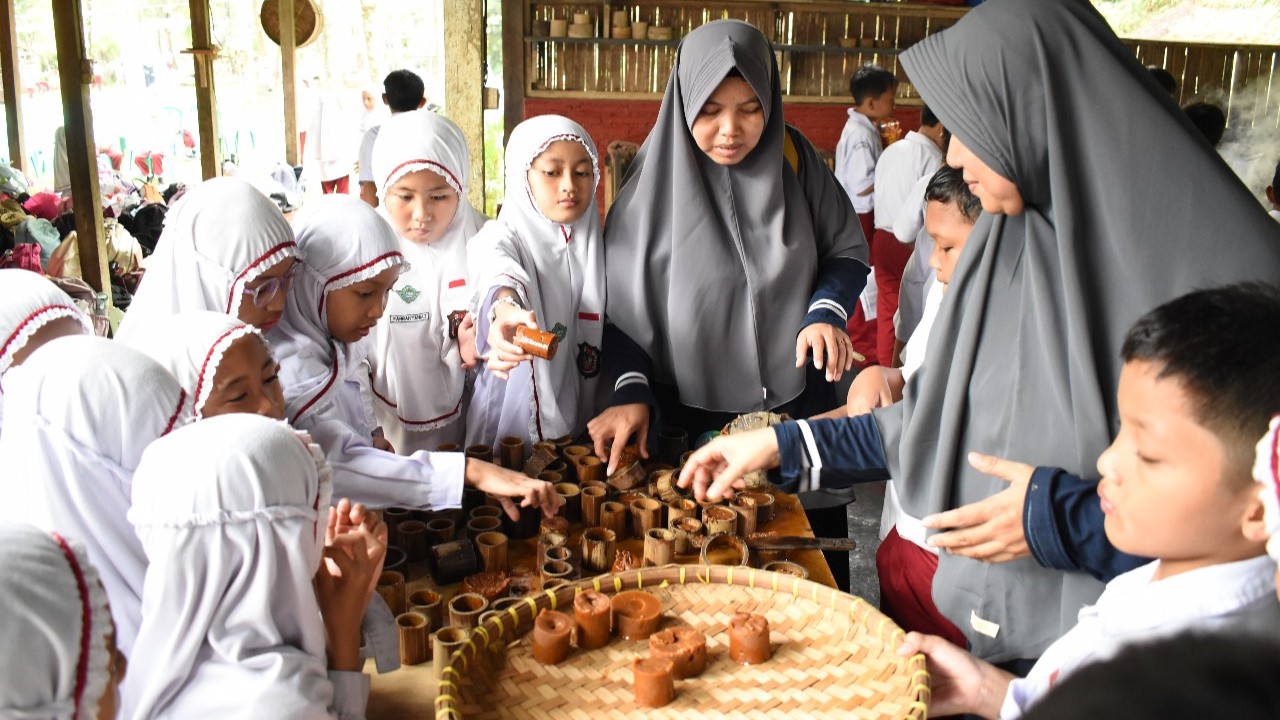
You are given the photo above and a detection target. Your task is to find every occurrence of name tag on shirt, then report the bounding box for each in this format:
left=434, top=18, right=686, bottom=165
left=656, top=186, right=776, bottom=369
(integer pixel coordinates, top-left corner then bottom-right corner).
left=390, top=312, right=430, bottom=324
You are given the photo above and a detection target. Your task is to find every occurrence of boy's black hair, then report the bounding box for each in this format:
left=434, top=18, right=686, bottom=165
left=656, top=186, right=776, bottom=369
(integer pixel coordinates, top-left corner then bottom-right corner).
left=383, top=69, right=425, bottom=113
left=1271, top=158, right=1279, bottom=193
left=924, top=165, right=981, bottom=224
left=1146, top=65, right=1177, bottom=96
left=1183, top=101, right=1226, bottom=147
left=919, top=105, right=940, bottom=128
left=1023, top=632, right=1280, bottom=720
left=1121, top=282, right=1280, bottom=478
left=849, top=66, right=897, bottom=105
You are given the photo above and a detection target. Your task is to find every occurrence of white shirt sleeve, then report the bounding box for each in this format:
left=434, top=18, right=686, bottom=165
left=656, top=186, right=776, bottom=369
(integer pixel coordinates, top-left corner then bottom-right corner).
left=358, top=127, right=379, bottom=184
left=328, top=670, right=370, bottom=720
left=835, top=130, right=877, bottom=214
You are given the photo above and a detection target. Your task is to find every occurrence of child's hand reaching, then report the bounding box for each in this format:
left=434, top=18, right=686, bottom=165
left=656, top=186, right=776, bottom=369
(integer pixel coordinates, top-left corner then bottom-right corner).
left=486, top=299, right=536, bottom=379
left=464, top=459, right=562, bottom=520
left=457, top=312, right=479, bottom=369
left=896, top=632, right=1013, bottom=718
left=677, top=428, right=780, bottom=502
left=845, top=365, right=905, bottom=416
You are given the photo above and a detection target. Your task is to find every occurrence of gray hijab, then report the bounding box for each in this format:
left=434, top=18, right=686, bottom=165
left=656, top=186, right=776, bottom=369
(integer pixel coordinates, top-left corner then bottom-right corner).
left=604, top=20, right=865, bottom=412
left=875, top=0, right=1280, bottom=661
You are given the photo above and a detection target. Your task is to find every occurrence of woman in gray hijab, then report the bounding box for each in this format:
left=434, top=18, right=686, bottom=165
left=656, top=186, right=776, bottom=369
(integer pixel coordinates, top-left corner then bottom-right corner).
left=681, top=0, right=1280, bottom=665
left=591, top=20, right=870, bottom=467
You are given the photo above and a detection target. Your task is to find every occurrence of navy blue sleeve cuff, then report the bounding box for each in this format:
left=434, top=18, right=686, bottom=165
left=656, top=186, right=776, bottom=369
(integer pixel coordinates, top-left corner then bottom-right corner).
left=773, top=415, right=890, bottom=492
left=603, top=322, right=656, bottom=411
left=804, top=256, right=869, bottom=331
left=1024, top=466, right=1149, bottom=582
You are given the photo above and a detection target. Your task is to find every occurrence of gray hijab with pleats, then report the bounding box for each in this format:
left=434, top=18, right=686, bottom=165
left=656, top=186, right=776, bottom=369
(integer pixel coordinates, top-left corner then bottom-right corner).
left=604, top=20, right=866, bottom=412
left=874, top=0, right=1280, bottom=662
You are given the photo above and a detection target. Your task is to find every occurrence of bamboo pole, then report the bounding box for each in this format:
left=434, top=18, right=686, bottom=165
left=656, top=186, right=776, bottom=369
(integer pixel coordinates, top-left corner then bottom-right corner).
left=280, top=0, right=298, bottom=166
left=0, top=0, right=25, bottom=173
left=186, top=0, right=221, bottom=179
left=52, top=0, right=110, bottom=297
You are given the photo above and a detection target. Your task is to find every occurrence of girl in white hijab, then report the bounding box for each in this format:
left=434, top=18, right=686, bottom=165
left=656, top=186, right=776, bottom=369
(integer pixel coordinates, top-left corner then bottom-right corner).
left=115, top=177, right=299, bottom=341
left=2, top=336, right=188, bottom=657
left=124, top=310, right=284, bottom=422
left=272, top=195, right=560, bottom=517
left=466, top=115, right=606, bottom=447
left=0, top=269, right=92, bottom=427
left=0, top=524, right=123, bottom=720
left=123, top=414, right=375, bottom=720
left=367, top=109, right=486, bottom=454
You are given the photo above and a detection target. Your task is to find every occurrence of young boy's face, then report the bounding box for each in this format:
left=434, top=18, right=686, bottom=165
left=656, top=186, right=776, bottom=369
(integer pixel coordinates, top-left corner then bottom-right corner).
left=526, top=139, right=594, bottom=225
left=924, top=199, right=974, bottom=286
left=860, top=88, right=896, bottom=122
left=947, top=136, right=1024, bottom=216
left=383, top=168, right=461, bottom=246
left=326, top=266, right=400, bottom=343
left=691, top=76, right=766, bottom=166
left=1096, top=359, right=1264, bottom=580
left=238, top=257, right=297, bottom=332
left=201, top=335, right=285, bottom=420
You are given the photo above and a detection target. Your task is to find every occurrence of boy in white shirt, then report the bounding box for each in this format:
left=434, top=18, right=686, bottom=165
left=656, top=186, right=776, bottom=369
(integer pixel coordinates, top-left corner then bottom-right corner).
left=898, top=283, right=1280, bottom=719
left=834, top=65, right=896, bottom=365
left=356, top=70, right=427, bottom=208
left=868, top=107, right=945, bottom=366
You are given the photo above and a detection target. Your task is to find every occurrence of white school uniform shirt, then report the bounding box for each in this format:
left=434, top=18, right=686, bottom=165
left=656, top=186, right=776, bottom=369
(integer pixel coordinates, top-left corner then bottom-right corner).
left=357, top=125, right=380, bottom=184
left=271, top=195, right=465, bottom=511
left=368, top=110, right=486, bottom=454
left=1000, top=555, right=1278, bottom=719
left=123, top=415, right=367, bottom=720
left=114, top=177, right=298, bottom=342
left=891, top=173, right=938, bottom=343
left=834, top=110, right=882, bottom=215
left=2, top=336, right=188, bottom=658
left=879, top=281, right=944, bottom=548
left=872, top=130, right=943, bottom=232
left=466, top=115, right=605, bottom=446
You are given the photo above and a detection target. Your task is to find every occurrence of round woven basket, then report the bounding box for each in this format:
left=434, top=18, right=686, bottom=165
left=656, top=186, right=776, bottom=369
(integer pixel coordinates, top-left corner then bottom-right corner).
left=259, top=0, right=324, bottom=49
left=436, top=565, right=930, bottom=719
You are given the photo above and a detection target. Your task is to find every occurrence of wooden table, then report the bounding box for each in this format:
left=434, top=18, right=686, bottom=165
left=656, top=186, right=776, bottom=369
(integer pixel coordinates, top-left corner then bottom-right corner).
left=366, top=492, right=836, bottom=718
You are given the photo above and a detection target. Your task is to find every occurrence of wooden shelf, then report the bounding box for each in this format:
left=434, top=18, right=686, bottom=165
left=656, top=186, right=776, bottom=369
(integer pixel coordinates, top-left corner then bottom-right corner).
left=525, top=36, right=904, bottom=55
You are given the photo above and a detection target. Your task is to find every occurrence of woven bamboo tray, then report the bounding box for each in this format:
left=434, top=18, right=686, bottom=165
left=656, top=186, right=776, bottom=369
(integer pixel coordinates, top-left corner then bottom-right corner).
left=436, top=565, right=930, bottom=719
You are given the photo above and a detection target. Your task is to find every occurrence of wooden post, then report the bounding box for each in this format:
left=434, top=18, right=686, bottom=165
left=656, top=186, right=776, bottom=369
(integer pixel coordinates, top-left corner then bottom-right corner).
left=52, top=0, right=110, bottom=297
left=0, top=0, right=25, bottom=173
left=501, top=0, right=525, bottom=145
left=280, top=0, right=299, bottom=166
left=444, top=0, right=486, bottom=210
left=186, top=0, right=221, bottom=179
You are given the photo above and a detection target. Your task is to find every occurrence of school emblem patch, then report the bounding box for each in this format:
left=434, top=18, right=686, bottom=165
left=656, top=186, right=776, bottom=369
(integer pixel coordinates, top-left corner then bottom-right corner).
left=550, top=322, right=568, bottom=341
left=395, top=284, right=420, bottom=304
left=576, top=342, right=601, bottom=378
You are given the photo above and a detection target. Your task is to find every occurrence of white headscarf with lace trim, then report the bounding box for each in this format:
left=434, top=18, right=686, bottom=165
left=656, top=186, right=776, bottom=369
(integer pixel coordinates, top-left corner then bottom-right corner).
left=270, top=194, right=405, bottom=426
left=466, top=115, right=604, bottom=444
left=122, top=414, right=334, bottom=719
left=2, top=336, right=188, bottom=657
left=123, top=310, right=272, bottom=421
left=115, top=177, right=297, bottom=342
left=0, top=525, right=114, bottom=720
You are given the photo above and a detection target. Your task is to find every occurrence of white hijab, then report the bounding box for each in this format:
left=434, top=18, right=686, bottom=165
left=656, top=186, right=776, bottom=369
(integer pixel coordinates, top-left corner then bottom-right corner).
left=271, top=194, right=405, bottom=426
left=0, top=524, right=114, bottom=720
left=466, top=115, right=605, bottom=444
left=368, top=110, right=486, bottom=435
left=1, top=336, right=188, bottom=657
left=0, top=269, right=92, bottom=421
left=123, top=414, right=335, bottom=720
left=122, top=310, right=271, bottom=421
left=115, top=177, right=297, bottom=342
